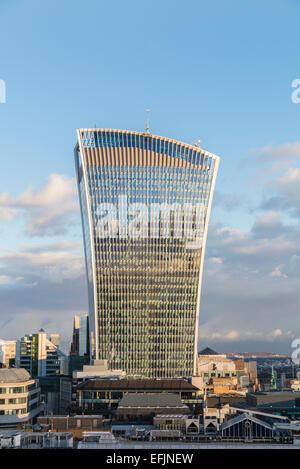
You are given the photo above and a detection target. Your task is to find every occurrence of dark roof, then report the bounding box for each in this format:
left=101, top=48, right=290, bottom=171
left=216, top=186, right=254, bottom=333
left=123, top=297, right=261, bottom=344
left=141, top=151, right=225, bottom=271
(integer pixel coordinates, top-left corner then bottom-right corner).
left=78, top=378, right=197, bottom=391
left=206, top=395, right=246, bottom=407
left=117, top=393, right=188, bottom=409
left=199, top=347, right=219, bottom=355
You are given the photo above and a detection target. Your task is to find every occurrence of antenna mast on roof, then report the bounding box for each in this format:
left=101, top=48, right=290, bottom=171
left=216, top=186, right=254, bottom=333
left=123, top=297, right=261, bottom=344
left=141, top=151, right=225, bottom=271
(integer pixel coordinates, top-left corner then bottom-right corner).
left=145, top=109, right=150, bottom=134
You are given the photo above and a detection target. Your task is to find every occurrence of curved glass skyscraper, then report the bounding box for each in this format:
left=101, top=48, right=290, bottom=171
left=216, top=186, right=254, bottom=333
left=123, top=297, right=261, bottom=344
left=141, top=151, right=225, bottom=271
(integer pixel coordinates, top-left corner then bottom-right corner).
left=75, top=129, right=219, bottom=378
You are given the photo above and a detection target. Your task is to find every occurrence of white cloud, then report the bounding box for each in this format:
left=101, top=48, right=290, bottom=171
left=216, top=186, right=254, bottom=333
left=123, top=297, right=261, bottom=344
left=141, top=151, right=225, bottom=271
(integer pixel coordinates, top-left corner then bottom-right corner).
left=198, top=323, right=293, bottom=344
left=209, top=257, right=223, bottom=264
left=0, top=174, right=79, bottom=236
left=269, top=265, right=288, bottom=279
left=0, top=241, right=85, bottom=284
left=259, top=141, right=300, bottom=162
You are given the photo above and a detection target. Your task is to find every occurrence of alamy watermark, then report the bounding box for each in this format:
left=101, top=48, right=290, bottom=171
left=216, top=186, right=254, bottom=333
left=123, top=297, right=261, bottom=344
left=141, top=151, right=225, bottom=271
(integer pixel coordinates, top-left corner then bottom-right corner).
left=291, top=339, right=300, bottom=364
left=95, top=194, right=206, bottom=249
left=0, top=79, right=6, bottom=103
left=291, top=79, right=300, bottom=103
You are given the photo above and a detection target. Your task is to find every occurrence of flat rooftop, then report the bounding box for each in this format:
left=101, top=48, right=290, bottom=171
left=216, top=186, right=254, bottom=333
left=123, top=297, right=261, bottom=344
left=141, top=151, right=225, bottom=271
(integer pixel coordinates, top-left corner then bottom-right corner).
left=78, top=378, right=198, bottom=391
left=118, top=393, right=187, bottom=409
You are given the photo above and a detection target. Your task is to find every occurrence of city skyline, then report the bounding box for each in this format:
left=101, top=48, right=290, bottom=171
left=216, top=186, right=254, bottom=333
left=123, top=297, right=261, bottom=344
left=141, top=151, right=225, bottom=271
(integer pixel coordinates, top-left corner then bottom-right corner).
left=0, top=0, right=300, bottom=354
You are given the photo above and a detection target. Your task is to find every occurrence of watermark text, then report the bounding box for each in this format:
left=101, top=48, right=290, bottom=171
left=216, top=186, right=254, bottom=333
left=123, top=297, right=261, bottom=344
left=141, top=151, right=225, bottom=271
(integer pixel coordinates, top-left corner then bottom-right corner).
left=95, top=194, right=205, bottom=249
left=291, top=79, right=300, bottom=104
left=0, top=79, right=6, bottom=103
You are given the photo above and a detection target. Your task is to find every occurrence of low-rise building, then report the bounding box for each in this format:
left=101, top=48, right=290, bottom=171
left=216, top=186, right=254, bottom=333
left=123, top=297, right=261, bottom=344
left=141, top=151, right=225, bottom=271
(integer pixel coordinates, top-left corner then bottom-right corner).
left=149, top=429, right=181, bottom=441
left=197, top=348, right=237, bottom=380
left=235, top=391, right=300, bottom=420
left=72, top=360, right=125, bottom=381
left=37, top=414, right=103, bottom=431
left=154, top=414, right=187, bottom=431
left=246, top=391, right=300, bottom=408
left=12, top=431, right=73, bottom=449
left=77, top=431, right=115, bottom=449
left=71, top=360, right=126, bottom=404
left=76, top=378, right=202, bottom=415
left=153, top=415, right=200, bottom=434
left=203, top=404, right=232, bottom=433
left=196, top=347, right=251, bottom=391
left=220, top=412, right=275, bottom=441
left=290, top=379, right=300, bottom=391
left=39, top=375, right=72, bottom=415
left=0, top=368, right=41, bottom=428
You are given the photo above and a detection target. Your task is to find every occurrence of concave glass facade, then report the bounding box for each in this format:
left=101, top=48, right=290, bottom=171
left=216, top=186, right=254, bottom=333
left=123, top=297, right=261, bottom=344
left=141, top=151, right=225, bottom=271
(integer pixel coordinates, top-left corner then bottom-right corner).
left=75, top=129, right=219, bottom=378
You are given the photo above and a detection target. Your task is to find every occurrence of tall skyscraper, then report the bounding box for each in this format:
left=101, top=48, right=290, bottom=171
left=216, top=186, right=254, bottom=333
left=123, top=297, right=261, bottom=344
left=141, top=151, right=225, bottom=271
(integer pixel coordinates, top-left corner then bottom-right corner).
left=75, top=128, right=219, bottom=378
left=69, top=314, right=90, bottom=357
left=79, top=314, right=90, bottom=357
left=69, top=314, right=90, bottom=375
left=69, top=316, right=80, bottom=356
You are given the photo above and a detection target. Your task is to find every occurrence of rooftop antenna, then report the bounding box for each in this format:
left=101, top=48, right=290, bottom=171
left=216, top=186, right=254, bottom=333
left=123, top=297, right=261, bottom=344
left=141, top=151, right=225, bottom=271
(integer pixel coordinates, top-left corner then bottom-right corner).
left=145, top=109, right=150, bottom=134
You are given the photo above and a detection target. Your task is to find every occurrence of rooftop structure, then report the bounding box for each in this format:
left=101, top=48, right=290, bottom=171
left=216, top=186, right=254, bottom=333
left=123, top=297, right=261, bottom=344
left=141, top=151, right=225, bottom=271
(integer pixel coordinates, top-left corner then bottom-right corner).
left=221, top=412, right=274, bottom=440
left=199, top=347, right=219, bottom=355
left=0, top=368, right=30, bottom=383
left=77, top=378, right=199, bottom=391
left=75, top=378, right=202, bottom=415
left=117, top=392, right=189, bottom=409
left=72, top=359, right=125, bottom=380
left=115, top=393, right=190, bottom=419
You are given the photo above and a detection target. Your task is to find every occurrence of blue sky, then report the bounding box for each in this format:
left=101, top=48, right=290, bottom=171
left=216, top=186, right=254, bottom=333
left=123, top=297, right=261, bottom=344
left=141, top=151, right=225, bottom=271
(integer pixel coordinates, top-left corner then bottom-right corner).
left=0, top=0, right=300, bottom=353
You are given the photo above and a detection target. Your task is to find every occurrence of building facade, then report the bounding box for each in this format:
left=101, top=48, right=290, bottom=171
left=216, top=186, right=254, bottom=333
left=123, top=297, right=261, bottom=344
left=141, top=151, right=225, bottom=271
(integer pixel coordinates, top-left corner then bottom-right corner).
left=16, top=329, right=62, bottom=377
left=70, top=314, right=90, bottom=358
left=70, top=316, right=80, bottom=356
left=75, top=128, right=219, bottom=377
left=75, top=378, right=202, bottom=415
left=39, top=375, right=72, bottom=415
left=0, top=368, right=41, bottom=427
left=0, top=340, right=16, bottom=368
left=49, top=334, right=60, bottom=348
left=79, top=314, right=89, bottom=357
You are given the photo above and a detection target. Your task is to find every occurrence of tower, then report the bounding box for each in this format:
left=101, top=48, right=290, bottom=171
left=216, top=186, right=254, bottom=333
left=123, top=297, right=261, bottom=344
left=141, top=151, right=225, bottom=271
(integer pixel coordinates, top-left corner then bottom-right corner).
left=75, top=128, right=219, bottom=377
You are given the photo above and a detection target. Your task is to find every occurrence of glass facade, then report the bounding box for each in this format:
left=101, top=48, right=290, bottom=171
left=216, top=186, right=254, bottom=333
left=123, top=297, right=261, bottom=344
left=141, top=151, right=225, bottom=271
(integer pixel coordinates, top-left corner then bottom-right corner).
left=79, top=314, right=90, bottom=356
left=75, top=129, right=219, bottom=378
